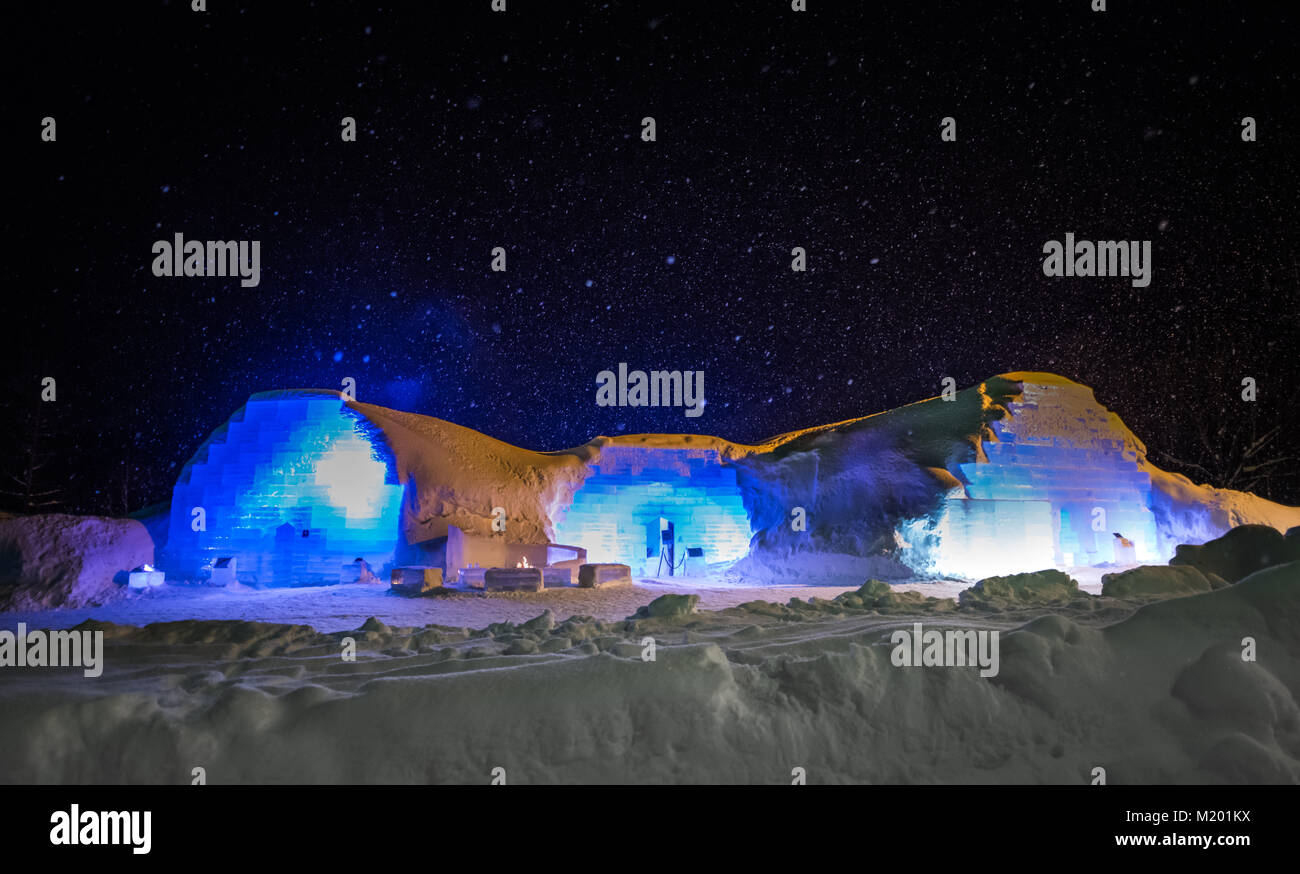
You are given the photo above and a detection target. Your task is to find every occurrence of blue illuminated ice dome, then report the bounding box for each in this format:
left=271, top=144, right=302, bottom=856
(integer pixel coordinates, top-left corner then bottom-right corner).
left=552, top=446, right=752, bottom=573
left=163, top=391, right=405, bottom=586
left=925, top=379, right=1164, bottom=578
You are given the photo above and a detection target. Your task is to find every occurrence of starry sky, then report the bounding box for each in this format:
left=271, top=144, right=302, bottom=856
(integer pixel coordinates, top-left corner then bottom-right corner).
left=10, top=0, right=1299, bottom=513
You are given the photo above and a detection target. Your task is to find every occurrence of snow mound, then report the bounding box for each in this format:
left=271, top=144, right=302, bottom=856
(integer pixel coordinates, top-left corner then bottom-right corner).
left=2, top=561, right=1297, bottom=783
left=1101, top=564, right=1227, bottom=598
left=0, top=514, right=154, bottom=610
left=1170, top=523, right=1300, bottom=583
left=958, top=569, right=1085, bottom=610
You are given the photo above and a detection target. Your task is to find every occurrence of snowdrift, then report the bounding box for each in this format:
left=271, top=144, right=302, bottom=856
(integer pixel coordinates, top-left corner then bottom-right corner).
left=0, top=514, right=154, bottom=611
left=2, top=559, right=1296, bottom=784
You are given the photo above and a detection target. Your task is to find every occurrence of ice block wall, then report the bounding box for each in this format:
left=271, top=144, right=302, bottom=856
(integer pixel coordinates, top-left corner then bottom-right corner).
left=165, top=393, right=405, bottom=585
left=932, top=380, right=1163, bottom=576
left=552, top=446, right=752, bottom=573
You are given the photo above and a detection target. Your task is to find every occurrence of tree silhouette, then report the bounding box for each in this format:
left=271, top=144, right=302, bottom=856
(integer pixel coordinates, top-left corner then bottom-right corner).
left=1, top=396, right=64, bottom=514
left=1157, top=389, right=1299, bottom=498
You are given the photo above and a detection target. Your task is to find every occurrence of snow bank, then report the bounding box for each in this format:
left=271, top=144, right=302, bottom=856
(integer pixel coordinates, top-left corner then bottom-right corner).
left=3, top=560, right=1297, bottom=783
left=1147, top=467, right=1300, bottom=554
left=1170, top=524, right=1300, bottom=583
left=958, top=569, right=1086, bottom=610
left=1101, top=564, right=1227, bottom=598
left=0, top=514, right=154, bottom=610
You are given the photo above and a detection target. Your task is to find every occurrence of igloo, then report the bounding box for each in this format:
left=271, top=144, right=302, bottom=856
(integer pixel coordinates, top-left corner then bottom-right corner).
left=551, top=446, right=752, bottom=574
left=163, top=391, right=405, bottom=586
left=927, top=379, right=1164, bottom=577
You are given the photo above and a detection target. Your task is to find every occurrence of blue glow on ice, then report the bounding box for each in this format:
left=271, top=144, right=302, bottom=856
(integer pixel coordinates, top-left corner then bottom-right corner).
left=553, top=446, right=752, bottom=572
left=927, top=381, right=1163, bottom=578
left=164, top=393, right=405, bottom=585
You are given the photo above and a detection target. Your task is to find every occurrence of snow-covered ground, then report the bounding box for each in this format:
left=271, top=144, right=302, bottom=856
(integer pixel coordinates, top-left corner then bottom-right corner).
left=0, top=578, right=866, bottom=632
left=1, top=561, right=1295, bottom=784
left=0, top=569, right=1125, bottom=633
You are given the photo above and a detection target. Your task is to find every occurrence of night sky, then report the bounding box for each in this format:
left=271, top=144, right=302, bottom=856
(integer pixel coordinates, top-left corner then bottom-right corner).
left=9, top=0, right=1299, bottom=513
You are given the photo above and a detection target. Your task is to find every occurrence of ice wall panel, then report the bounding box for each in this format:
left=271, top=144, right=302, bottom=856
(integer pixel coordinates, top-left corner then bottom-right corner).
left=932, top=380, right=1164, bottom=575
left=931, top=498, right=1057, bottom=579
left=552, top=447, right=752, bottom=572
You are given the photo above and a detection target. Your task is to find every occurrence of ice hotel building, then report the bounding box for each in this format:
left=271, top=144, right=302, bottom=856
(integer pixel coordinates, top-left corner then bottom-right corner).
left=160, top=375, right=1265, bottom=586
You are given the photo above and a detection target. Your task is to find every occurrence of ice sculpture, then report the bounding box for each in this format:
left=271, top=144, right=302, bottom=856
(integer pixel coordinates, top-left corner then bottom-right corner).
left=929, top=380, right=1163, bottom=577
left=164, top=391, right=405, bottom=585
left=552, top=446, right=752, bottom=574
